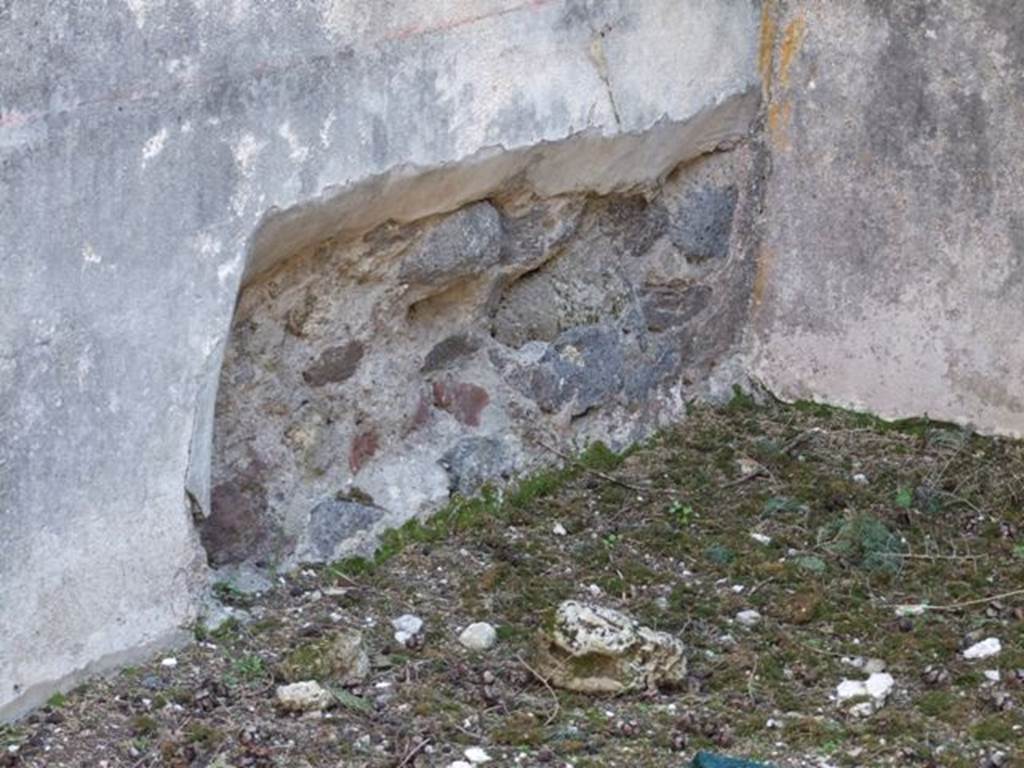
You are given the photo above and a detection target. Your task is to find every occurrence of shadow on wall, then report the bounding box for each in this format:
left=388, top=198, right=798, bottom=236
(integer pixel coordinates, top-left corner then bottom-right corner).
left=198, top=145, right=762, bottom=572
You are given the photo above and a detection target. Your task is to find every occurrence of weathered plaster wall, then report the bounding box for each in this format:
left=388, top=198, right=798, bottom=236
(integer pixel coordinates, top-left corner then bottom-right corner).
left=0, top=0, right=761, bottom=719
left=752, top=0, right=1024, bottom=435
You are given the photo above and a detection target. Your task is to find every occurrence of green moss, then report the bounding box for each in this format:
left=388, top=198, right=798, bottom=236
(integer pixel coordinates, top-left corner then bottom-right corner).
left=185, top=722, right=224, bottom=748
left=131, top=715, right=159, bottom=737
left=972, top=715, right=1017, bottom=743
left=578, top=440, right=624, bottom=472
left=915, top=690, right=958, bottom=719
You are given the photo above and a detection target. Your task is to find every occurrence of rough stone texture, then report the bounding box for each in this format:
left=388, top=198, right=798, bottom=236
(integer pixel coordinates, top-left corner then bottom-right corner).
left=0, top=0, right=761, bottom=719
left=277, top=629, right=370, bottom=688
left=274, top=681, right=334, bottom=714
left=751, top=0, right=1024, bottom=436
left=210, top=145, right=762, bottom=568
left=535, top=601, right=687, bottom=693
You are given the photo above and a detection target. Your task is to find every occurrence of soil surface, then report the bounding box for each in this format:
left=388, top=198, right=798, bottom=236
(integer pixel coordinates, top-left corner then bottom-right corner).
left=4, top=400, right=1024, bottom=767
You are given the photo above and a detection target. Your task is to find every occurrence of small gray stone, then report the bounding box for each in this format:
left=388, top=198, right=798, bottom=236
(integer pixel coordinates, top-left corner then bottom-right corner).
left=735, top=609, right=761, bottom=628
left=422, top=333, right=483, bottom=373
left=459, top=622, right=498, bottom=651
left=392, top=614, right=424, bottom=647
left=302, top=341, right=365, bottom=387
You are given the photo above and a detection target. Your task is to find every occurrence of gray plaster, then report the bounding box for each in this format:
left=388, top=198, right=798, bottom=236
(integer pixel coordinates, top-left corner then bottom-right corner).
left=0, top=0, right=760, bottom=719
left=751, top=0, right=1024, bottom=436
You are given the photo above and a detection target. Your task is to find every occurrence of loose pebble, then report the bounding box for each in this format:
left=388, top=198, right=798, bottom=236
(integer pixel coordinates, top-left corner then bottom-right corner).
left=459, top=622, right=498, bottom=651
left=964, top=637, right=1002, bottom=660
left=735, top=610, right=762, bottom=628
left=391, top=614, right=424, bottom=647
left=836, top=672, right=895, bottom=715
left=464, top=746, right=492, bottom=763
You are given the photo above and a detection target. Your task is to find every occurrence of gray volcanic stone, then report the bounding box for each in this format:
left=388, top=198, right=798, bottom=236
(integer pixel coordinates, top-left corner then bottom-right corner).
left=400, top=202, right=503, bottom=287
left=668, top=184, right=738, bottom=263
left=422, top=333, right=483, bottom=373
left=307, top=498, right=386, bottom=561
left=523, top=325, right=626, bottom=416
left=440, top=437, right=514, bottom=496
left=303, top=342, right=365, bottom=387
left=641, top=284, right=713, bottom=333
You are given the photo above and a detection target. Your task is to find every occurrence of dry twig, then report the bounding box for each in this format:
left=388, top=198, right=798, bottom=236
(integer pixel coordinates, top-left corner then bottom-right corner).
left=515, top=653, right=561, bottom=726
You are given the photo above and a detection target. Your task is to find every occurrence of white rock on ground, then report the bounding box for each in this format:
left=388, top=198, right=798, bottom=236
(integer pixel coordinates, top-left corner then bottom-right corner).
left=537, top=601, right=686, bottom=693
left=459, top=622, right=498, bottom=651
left=735, top=609, right=762, bottom=627
left=553, top=523, right=568, bottom=537
left=836, top=672, right=895, bottom=716
left=463, top=747, right=492, bottom=763
left=275, top=681, right=333, bottom=713
left=964, top=637, right=1002, bottom=660
left=391, top=614, right=424, bottom=646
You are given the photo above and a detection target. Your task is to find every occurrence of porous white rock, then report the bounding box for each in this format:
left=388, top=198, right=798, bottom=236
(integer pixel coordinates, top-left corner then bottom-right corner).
left=275, top=681, right=333, bottom=712
left=537, top=601, right=686, bottom=693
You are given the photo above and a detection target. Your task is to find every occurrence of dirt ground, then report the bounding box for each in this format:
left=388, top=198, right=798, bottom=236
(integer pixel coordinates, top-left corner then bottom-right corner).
left=4, top=398, right=1024, bottom=768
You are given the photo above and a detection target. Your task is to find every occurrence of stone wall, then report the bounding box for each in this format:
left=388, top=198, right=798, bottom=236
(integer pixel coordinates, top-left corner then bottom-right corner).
left=207, top=147, right=762, bottom=568
left=0, top=0, right=761, bottom=719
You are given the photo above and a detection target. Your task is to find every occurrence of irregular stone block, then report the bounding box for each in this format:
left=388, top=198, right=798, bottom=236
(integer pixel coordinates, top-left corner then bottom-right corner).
left=668, top=184, right=738, bottom=263
left=307, top=498, right=386, bottom=562
left=432, top=380, right=490, bottom=427
left=440, top=437, right=514, bottom=496
left=400, top=202, right=503, bottom=287
left=278, top=630, right=370, bottom=687
left=521, top=326, right=625, bottom=416
left=536, top=601, right=686, bottom=693
left=302, top=341, right=365, bottom=387
left=201, top=462, right=290, bottom=567
left=348, top=430, right=379, bottom=474
left=641, top=284, right=712, bottom=333
left=422, top=333, right=484, bottom=373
